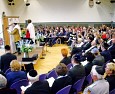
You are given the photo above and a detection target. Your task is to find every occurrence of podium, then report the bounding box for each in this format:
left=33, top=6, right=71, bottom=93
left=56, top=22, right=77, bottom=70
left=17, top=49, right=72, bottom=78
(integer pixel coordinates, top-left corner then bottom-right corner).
left=3, top=16, right=19, bottom=53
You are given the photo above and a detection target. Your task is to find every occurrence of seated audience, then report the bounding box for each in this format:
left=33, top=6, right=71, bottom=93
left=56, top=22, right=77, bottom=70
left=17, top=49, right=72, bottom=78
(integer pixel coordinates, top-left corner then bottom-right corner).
left=60, top=48, right=71, bottom=65
left=83, top=65, right=109, bottom=94
left=0, top=45, right=17, bottom=73
left=0, top=74, right=17, bottom=94
left=91, top=48, right=105, bottom=66
left=105, top=62, right=115, bottom=91
left=6, top=60, right=27, bottom=87
left=51, top=63, right=72, bottom=94
left=67, top=54, right=85, bottom=84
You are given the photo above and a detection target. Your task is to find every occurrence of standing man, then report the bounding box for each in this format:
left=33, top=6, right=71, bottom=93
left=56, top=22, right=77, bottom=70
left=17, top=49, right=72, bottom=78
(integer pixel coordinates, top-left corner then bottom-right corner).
left=10, top=23, right=21, bottom=55
left=27, top=19, right=35, bottom=43
left=0, top=45, right=17, bottom=73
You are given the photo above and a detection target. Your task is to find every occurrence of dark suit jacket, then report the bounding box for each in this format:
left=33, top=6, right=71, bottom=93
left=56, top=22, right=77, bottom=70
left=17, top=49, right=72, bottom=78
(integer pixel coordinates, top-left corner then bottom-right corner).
left=84, top=62, right=93, bottom=76
left=0, top=53, right=17, bottom=73
left=60, top=56, right=71, bottom=65
left=109, top=43, right=115, bottom=59
left=82, top=42, right=91, bottom=51
left=105, top=75, right=115, bottom=91
left=24, top=81, right=50, bottom=94
left=0, top=88, right=17, bottom=94
left=51, top=76, right=72, bottom=94
left=67, top=64, right=85, bottom=84
left=101, top=50, right=112, bottom=62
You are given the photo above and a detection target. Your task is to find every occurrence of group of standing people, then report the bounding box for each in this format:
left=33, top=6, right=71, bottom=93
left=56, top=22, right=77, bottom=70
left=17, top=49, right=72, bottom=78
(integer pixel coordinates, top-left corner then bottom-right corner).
left=8, top=19, right=35, bottom=54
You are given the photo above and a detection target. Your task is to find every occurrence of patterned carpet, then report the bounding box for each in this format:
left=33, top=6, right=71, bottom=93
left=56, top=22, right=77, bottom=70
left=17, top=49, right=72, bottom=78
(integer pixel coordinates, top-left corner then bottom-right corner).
left=34, top=44, right=69, bottom=74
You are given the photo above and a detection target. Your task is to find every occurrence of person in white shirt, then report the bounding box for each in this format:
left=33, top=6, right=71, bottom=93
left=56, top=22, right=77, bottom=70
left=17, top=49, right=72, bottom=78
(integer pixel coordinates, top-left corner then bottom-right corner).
left=83, top=65, right=109, bottom=94
left=27, top=19, right=35, bottom=43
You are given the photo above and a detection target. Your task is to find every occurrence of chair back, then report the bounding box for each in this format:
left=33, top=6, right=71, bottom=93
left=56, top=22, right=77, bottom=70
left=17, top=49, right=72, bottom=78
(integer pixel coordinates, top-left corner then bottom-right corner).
left=56, top=85, right=72, bottom=94
left=5, top=68, right=11, bottom=74
left=47, top=69, right=58, bottom=79
left=86, top=74, right=92, bottom=85
left=0, top=88, right=17, bottom=94
left=67, top=63, right=72, bottom=70
left=39, top=74, right=47, bottom=81
left=10, top=79, right=29, bottom=94
left=73, top=76, right=85, bottom=93
left=110, top=89, right=115, bottom=94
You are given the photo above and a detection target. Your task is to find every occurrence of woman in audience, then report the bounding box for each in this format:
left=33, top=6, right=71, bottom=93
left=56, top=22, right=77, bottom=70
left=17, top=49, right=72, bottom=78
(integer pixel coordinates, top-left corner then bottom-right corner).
left=51, top=63, right=72, bottom=94
left=60, top=48, right=71, bottom=65
left=0, top=74, right=17, bottom=94
left=105, top=62, right=115, bottom=91
left=6, top=60, right=27, bottom=87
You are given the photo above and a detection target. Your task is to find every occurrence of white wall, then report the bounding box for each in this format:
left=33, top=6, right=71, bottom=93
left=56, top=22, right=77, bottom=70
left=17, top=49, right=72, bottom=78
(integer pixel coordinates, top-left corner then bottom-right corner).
left=0, top=0, right=11, bottom=42
left=2, top=0, right=115, bottom=23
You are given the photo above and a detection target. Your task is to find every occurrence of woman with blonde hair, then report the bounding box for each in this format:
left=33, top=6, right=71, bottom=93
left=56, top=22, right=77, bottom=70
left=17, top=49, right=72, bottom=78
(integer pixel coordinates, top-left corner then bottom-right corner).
left=6, top=60, right=27, bottom=87
left=105, top=62, right=115, bottom=91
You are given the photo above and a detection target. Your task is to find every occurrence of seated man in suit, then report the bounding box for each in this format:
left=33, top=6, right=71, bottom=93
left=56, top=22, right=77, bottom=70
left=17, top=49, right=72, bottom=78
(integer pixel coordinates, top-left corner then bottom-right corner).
left=0, top=45, right=17, bottom=73
left=23, top=69, right=50, bottom=94
left=108, top=33, right=115, bottom=59
left=91, top=48, right=105, bottom=66
left=51, top=63, right=72, bottom=94
left=67, top=54, right=85, bottom=84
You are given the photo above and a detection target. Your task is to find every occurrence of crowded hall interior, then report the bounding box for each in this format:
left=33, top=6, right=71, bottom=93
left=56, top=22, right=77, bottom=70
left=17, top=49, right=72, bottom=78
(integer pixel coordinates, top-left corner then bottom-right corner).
left=0, top=0, right=115, bottom=94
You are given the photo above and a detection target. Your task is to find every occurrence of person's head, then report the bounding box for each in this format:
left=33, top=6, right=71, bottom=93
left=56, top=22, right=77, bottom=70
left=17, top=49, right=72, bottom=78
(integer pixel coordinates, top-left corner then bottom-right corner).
left=101, top=42, right=109, bottom=51
left=28, top=19, right=32, bottom=23
left=91, top=65, right=104, bottom=81
left=0, top=74, right=7, bottom=89
left=55, top=63, right=68, bottom=76
left=91, top=48, right=99, bottom=56
left=27, top=69, right=39, bottom=84
left=5, top=45, right=10, bottom=51
left=88, top=34, right=94, bottom=42
left=105, top=63, right=115, bottom=76
left=10, top=60, right=21, bottom=71
left=61, top=48, right=68, bottom=57
left=71, top=54, right=81, bottom=65
left=85, top=52, right=95, bottom=62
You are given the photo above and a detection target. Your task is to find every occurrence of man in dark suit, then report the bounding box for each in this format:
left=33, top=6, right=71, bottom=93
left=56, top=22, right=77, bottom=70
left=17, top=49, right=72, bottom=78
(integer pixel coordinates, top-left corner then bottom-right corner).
left=67, top=54, right=85, bottom=84
left=0, top=45, right=17, bottom=73
left=24, top=81, right=50, bottom=94
left=51, top=63, right=72, bottom=94
left=108, top=34, right=115, bottom=59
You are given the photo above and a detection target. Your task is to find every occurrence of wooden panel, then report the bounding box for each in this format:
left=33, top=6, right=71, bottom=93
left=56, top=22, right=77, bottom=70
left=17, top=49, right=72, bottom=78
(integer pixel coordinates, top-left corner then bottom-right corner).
left=3, top=17, right=9, bottom=45
left=3, top=16, right=19, bottom=46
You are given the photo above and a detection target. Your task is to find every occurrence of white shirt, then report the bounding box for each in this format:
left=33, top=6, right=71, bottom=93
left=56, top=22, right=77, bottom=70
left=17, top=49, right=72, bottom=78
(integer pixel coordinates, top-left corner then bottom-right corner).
left=27, top=23, right=35, bottom=41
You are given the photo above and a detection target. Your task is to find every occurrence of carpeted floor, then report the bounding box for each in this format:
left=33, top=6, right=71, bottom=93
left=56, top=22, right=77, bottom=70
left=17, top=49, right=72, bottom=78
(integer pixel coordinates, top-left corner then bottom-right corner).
left=34, top=44, right=69, bottom=74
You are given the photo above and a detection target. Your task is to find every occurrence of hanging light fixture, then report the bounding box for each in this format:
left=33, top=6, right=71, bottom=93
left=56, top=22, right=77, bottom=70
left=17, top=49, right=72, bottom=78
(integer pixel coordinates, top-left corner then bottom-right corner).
left=96, top=0, right=101, bottom=4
